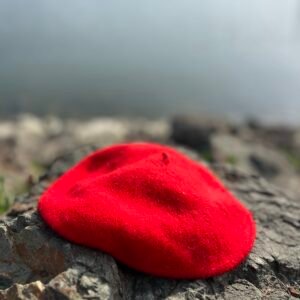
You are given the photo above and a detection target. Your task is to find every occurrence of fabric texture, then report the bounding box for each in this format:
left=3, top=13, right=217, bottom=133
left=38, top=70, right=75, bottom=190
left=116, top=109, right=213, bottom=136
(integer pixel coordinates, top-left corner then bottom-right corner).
left=38, top=142, right=256, bottom=279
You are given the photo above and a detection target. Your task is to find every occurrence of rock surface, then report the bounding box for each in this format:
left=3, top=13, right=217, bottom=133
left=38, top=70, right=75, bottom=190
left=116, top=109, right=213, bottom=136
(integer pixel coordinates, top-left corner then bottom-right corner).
left=0, top=114, right=170, bottom=194
left=171, top=115, right=300, bottom=201
left=1, top=146, right=300, bottom=299
left=2, top=113, right=300, bottom=200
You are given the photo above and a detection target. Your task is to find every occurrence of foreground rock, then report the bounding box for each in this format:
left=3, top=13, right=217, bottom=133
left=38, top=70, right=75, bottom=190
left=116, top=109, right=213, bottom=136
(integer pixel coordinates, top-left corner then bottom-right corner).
left=1, top=148, right=300, bottom=299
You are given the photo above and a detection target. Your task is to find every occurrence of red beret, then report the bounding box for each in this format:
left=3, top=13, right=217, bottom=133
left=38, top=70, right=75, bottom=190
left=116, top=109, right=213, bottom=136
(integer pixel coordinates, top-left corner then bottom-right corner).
left=38, top=143, right=256, bottom=279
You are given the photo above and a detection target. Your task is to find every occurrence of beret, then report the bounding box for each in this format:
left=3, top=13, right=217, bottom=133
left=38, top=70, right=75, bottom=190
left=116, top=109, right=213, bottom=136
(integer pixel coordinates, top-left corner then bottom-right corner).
left=38, top=142, right=256, bottom=279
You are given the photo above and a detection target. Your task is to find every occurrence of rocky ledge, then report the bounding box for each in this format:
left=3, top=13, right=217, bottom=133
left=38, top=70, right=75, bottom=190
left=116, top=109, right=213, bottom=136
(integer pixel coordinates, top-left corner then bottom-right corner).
left=1, top=145, right=300, bottom=299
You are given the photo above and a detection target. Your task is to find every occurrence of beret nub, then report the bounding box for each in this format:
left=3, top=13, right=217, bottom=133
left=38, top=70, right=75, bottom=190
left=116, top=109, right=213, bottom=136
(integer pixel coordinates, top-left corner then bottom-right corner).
left=38, top=143, right=256, bottom=279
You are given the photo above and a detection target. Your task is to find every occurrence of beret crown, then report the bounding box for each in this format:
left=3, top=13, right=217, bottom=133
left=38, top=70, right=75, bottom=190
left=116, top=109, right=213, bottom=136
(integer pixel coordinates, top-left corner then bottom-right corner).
left=38, top=143, right=256, bottom=279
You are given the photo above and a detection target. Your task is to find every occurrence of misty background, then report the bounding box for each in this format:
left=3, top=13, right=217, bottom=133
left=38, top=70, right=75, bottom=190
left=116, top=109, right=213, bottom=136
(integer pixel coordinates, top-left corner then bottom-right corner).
left=0, top=0, right=300, bottom=123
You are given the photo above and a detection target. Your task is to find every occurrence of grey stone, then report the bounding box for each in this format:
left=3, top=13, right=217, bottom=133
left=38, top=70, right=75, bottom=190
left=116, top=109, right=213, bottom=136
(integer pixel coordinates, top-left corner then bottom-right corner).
left=171, top=115, right=233, bottom=154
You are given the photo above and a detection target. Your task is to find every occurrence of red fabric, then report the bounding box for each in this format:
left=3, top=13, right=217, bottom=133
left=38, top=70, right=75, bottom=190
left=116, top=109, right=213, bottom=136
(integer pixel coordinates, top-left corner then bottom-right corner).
left=38, top=142, right=256, bottom=279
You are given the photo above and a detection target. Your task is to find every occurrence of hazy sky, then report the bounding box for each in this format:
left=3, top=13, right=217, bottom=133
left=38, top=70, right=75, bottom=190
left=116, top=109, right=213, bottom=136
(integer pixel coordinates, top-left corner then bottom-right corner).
left=0, top=0, right=300, bottom=122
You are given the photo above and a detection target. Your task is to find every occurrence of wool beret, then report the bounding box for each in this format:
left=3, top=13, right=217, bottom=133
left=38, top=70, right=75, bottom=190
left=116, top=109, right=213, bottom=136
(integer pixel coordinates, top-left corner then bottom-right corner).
left=38, top=142, right=256, bottom=279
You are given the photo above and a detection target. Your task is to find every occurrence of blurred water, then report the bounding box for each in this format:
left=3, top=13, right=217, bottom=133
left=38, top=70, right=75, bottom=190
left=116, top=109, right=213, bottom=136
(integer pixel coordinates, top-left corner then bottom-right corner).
left=0, top=0, right=300, bottom=123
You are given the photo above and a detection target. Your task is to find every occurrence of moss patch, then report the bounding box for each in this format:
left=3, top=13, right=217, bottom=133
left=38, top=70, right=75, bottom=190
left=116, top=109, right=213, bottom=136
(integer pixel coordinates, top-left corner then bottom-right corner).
left=225, top=155, right=238, bottom=166
left=0, top=176, right=12, bottom=214
left=30, top=160, right=46, bottom=177
left=200, top=149, right=214, bottom=162
left=285, top=151, right=300, bottom=172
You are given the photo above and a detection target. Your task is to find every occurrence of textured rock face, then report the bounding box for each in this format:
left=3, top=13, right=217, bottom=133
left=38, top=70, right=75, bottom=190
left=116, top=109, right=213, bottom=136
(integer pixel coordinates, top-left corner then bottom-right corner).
left=171, top=115, right=300, bottom=202
left=210, top=134, right=299, bottom=196
left=1, top=147, right=300, bottom=299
